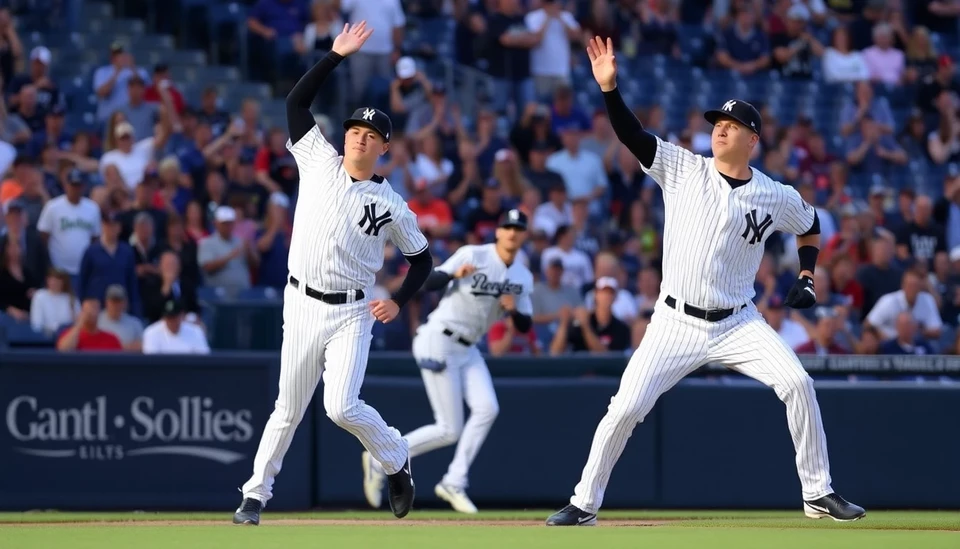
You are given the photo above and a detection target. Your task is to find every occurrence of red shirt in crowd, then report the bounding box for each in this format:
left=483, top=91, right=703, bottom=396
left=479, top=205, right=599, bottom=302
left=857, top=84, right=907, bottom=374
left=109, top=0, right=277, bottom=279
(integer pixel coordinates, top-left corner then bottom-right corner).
left=488, top=320, right=539, bottom=355
left=57, top=328, right=124, bottom=351
left=144, top=83, right=186, bottom=114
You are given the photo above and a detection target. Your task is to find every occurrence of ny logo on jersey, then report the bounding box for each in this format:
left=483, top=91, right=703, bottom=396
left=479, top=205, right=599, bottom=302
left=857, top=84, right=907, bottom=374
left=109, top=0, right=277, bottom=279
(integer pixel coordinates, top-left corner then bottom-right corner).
left=358, top=203, right=392, bottom=236
left=362, top=108, right=375, bottom=121
left=741, top=209, right=773, bottom=245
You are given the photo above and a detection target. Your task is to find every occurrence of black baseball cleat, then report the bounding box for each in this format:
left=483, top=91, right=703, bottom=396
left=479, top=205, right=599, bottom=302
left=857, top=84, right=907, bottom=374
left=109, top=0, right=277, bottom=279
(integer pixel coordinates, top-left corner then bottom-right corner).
left=232, top=497, right=262, bottom=525
left=804, top=493, right=866, bottom=522
left=387, top=455, right=415, bottom=518
left=545, top=504, right=597, bottom=526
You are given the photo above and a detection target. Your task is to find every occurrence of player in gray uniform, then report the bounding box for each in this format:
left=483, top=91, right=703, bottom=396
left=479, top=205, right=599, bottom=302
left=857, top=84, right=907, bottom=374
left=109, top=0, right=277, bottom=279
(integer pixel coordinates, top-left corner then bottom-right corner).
left=362, top=209, right=534, bottom=514
left=233, top=22, right=431, bottom=525
left=545, top=37, right=865, bottom=526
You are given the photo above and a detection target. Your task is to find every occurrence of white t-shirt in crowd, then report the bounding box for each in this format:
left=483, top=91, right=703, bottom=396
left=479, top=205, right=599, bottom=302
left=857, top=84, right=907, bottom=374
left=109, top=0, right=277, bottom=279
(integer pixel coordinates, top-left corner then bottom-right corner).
left=822, top=48, right=870, bottom=83
left=36, top=196, right=101, bottom=275
left=532, top=201, right=573, bottom=239
left=540, top=246, right=594, bottom=290
left=865, top=290, right=943, bottom=340
left=584, top=288, right=639, bottom=323
left=780, top=318, right=811, bottom=350
left=340, top=0, right=405, bottom=55
left=99, top=137, right=155, bottom=191
left=30, top=289, right=80, bottom=335
left=142, top=319, right=211, bottom=355
left=525, top=8, right=580, bottom=79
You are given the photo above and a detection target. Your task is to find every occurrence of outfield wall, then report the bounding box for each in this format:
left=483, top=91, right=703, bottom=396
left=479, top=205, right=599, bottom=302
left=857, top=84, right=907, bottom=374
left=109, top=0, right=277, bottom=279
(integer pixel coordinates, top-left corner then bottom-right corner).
left=0, top=352, right=956, bottom=511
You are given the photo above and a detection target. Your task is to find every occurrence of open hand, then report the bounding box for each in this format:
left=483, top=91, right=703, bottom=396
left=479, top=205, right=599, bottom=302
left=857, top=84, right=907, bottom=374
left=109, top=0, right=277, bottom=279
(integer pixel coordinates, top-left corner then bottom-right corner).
left=332, top=21, right=374, bottom=58
left=586, top=35, right=618, bottom=92
left=370, top=299, right=400, bottom=323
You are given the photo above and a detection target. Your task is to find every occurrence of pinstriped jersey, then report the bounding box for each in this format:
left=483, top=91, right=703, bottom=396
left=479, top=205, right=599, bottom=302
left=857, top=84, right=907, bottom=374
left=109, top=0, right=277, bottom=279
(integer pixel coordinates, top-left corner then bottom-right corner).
left=424, top=244, right=535, bottom=343
left=642, top=136, right=815, bottom=309
left=285, top=126, right=428, bottom=291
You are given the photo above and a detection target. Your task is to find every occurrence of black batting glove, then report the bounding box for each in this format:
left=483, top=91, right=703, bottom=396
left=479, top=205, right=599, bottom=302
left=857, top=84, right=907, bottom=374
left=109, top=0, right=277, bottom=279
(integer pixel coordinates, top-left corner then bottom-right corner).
left=785, top=275, right=816, bottom=309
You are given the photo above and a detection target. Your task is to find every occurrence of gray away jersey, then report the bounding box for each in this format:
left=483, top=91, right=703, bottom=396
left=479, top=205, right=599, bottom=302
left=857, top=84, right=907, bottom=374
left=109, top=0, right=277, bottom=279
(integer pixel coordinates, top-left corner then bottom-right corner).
left=642, top=135, right=815, bottom=309
left=425, top=244, right=535, bottom=344
left=285, top=126, right=428, bottom=291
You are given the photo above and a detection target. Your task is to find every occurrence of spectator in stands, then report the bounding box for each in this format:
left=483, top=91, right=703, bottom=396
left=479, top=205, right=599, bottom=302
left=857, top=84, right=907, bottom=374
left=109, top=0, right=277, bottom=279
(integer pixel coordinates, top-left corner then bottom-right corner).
left=865, top=268, right=944, bottom=340
left=492, top=148, right=530, bottom=201
left=0, top=197, right=47, bottom=278
left=158, top=214, right=200, bottom=292
left=525, top=0, right=580, bottom=100
left=583, top=252, right=636, bottom=323
left=845, top=114, right=908, bottom=175
left=634, top=266, right=660, bottom=314
left=904, top=26, right=939, bottom=85
left=254, top=193, right=292, bottom=291
left=100, top=117, right=172, bottom=193
left=771, top=4, right=823, bottom=80
left=196, top=88, right=231, bottom=138
left=118, top=172, right=166, bottom=242
left=295, top=0, right=344, bottom=65
left=78, top=210, right=139, bottom=314
left=760, top=293, right=811, bottom=350
left=546, top=126, right=607, bottom=208
left=227, top=194, right=259, bottom=247
left=465, top=179, right=507, bottom=244
left=862, top=22, right=905, bottom=85
left=935, top=173, right=960, bottom=252
left=879, top=311, right=934, bottom=355
left=549, top=85, right=590, bottom=136
left=857, top=234, right=903, bottom=319
left=144, top=64, right=185, bottom=116
left=55, top=296, right=123, bottom=351
left=917, top=54, right=959, bottom=115
left=927, top=90, right=960, bottom=165
left=829, top=254, right=865, bottom=317
left=484, top=0, right=542, bottom=118
left=117, top=75, right=159, bottom=141
left=532, top=257, right=583, bottom=328
left=29, top=267, right=77, bottom=336
left=337, top=0, right=406, bottom=100
left=531, top=181, right=572, bottom=239
left=97, top=284, right=143, bottom=351
left=36, top=169, right=100, bottom=282
left=929, top=249, right=960, bottom=325
left=226, top=152, right=269, bottom=220
left=254, top=128, right=297, bottom=197
left=93, top=43, right=150, bottom=123
left=840, top=81, right=895, bottom=138
left=130, top=211, right=161, bottom=298
left=8, top=46, right=62, bottom=115
left=155, top=156, right=192, bottom=216
left=142, top=298, right=210, bottom=355
left=413, top=132, right=454, bottom=196
left=0, top=232, right=39, bottom=323
left=714, top=5, right=771, bottom=77
left=245, top=0, right=310, bottom=82
left=488, top=314, right=541, bottom=356
left=388, top=57, right=431, bottom=130
left=911, top=0, right=960, bottom=39
left=143, top=250, right=200, bottom=324
left=27, top=105, right=70, bottom=158
left=511, top=103, right=562, bottom=163
left=524, top=140, right=564, bottom=199
left=0, top=93, right=30, bottom=156
left=407, top=177, right=453, bottom=241
left=549, top=277, right=630, bottom=355
left=795, top=308, right=848, bottom=355
left=822, top=25, right=869, bottom=83
left=198, top=206, right=255, bottom=298
left=12, top=84, right=45, bottom=133
left=896, top=194, right=947, bottom=267
left=184, top=199, right=209, bottom=244
left=540, top=224, right=594, bottom=291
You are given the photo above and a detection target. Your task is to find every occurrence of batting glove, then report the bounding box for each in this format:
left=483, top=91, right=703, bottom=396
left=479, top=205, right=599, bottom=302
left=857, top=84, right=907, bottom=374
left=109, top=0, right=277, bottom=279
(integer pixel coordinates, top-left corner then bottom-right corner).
left=785, top=275, right=816, bottom=309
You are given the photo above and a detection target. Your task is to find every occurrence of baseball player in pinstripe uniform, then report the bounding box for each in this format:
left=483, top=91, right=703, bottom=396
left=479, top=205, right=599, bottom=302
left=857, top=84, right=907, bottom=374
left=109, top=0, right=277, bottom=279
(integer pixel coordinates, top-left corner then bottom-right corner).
left=233, top=22, right=431, bottom=525
left=546, top=37, right=866, bottom=526
left=361, top=209, right=534, bottom=514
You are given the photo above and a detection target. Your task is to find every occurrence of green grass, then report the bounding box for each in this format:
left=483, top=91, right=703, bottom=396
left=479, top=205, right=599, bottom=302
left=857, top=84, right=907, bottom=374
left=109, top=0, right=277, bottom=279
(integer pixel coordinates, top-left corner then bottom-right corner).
left=1, top=510, right=957, bottom=549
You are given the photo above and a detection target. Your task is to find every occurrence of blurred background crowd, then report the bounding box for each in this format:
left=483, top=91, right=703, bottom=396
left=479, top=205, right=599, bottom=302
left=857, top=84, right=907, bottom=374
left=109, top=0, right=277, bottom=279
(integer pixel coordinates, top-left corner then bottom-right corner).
left=2, top=0, right=960, bottom=360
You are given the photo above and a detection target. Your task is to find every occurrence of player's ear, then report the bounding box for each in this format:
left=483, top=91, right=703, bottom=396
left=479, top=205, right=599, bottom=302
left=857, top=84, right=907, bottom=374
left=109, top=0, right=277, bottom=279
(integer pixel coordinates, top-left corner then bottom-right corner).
left=381, top=142, right=390, bottom=156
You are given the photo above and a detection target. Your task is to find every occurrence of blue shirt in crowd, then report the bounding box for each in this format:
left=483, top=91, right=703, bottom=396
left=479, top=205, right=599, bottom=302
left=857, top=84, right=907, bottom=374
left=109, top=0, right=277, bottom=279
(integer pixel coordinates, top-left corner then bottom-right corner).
left=78, top=241, right=141, bottom=315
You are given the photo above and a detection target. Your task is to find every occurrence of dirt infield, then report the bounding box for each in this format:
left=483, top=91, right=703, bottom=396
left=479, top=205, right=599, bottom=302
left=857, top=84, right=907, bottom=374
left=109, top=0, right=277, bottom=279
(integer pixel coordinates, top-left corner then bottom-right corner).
left=5, top=518, right=673, bottom=528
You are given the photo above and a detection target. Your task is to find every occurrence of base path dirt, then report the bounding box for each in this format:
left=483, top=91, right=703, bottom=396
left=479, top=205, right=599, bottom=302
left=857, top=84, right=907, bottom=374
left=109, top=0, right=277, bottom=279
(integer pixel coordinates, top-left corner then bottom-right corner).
left=5, top=518, right=674, bottom=528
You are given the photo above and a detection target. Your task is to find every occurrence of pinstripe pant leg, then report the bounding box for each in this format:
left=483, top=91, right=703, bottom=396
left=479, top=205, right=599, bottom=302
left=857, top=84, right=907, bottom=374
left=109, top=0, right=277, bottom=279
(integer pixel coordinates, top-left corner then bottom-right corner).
left=708, top=308, right=833, bottom=500
left=570, top=305, right=709, bottom=514
left=242, top=289, right=325, bottom=504
left=323, top=302, right=408, bottom=475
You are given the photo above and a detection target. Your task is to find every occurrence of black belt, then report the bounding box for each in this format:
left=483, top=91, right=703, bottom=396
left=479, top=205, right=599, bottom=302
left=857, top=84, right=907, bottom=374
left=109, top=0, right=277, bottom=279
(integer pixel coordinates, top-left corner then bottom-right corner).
left=442, top=328, right=474, bottom=346
left=289, top=276, right=364, bottom=304
left=665, top=295, right=744, bottom=322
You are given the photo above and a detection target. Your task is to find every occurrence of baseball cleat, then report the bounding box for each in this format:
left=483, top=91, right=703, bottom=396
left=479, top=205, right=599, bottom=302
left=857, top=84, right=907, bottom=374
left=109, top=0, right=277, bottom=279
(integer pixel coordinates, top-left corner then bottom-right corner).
left=362, top=451, right=386, bottom=509
left=435, top=483, right=478, bottom=514
left=232, top=497, right=262, bottom=525
left=804, top=493, right=866, bottom=522
left=545, top=504, right=597, bottom=526
left=387, top=454, right=415, bottom=518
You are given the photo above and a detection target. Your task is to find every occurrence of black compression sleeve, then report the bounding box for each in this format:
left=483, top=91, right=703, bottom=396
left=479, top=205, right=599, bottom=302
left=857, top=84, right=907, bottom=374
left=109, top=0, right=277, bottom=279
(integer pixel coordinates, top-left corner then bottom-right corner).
left=391, top=248, right=433, bottom=309
left=422, top=269, right=454, bottom=292
left=801, top=211, right=820, bottom=236
left=286, top=51, right=344, bottom=145
left=798, top=246, right=819, bottom=274
left=510, top=311, right=532, bottom=333
left=601, top=86, right=659, bottom=168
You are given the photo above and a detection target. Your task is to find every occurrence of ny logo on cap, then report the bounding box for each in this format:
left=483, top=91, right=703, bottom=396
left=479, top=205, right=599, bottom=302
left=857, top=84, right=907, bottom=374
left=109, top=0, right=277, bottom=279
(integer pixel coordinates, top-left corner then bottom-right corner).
left=722, top=100, right=737, bottom=112
left=362, top=108, right=375, bottom=121
left=509, top=209, right=520, bottom=221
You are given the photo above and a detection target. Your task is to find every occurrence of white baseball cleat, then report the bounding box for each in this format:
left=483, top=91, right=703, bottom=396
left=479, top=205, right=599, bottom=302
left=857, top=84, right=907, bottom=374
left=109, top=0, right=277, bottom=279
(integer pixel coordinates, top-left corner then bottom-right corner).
left=361, top=451, right=385, bottom=509
left=434, top=483, right=478, bottom=514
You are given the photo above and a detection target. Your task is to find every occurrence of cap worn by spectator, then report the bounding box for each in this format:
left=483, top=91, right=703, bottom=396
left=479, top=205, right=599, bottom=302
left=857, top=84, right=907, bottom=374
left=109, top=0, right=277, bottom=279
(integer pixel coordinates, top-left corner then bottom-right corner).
left=162, top=299, right=183, bottom=317
left=499, top=208, right=528, bottom=230
left=3, top=197, right=24, bottom=215
left=115, top=121, right=135, bottom=139
left=868, top=183, right=887, bottom=198
left=110, top=42, right=125, bottom=54
left=215, top=205, right=237, bottom=223
left=396, top=56, right=416, bottom=79
left=102, top=210, right=121, bottom=223
left=30, top=46, right=51, bottom=65
left=950, top=246, right=960, bottom=263
left=66, top=169, right=85, bottom=186
left=494, top=149, right=513, bottom=163
left=269, top=192, right=290, bottom=209
left=596, top=276, right=619, bottom=292
left=787, top=4, right=811, bottom=21
left=548, top=257, right=564, bottom=270
left=154, top=63, right=169, bottom=74
left=106, top=284, right=127, bottom=301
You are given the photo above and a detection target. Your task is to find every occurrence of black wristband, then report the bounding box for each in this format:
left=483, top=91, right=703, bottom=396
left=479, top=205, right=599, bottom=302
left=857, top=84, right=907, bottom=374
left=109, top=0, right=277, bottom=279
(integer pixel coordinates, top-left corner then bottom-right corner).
left=798, top=245, right=819, bottom=274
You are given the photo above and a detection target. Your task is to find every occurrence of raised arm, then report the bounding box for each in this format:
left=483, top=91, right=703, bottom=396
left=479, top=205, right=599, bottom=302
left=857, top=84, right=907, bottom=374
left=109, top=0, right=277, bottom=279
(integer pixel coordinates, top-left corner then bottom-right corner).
left=286, top=21, right=374, bottom=145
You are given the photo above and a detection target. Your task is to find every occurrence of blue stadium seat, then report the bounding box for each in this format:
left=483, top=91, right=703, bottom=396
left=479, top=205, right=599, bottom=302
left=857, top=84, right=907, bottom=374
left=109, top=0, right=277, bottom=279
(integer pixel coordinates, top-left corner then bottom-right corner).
left=238, top=286, right=282, bottom=301
left=197, top=286, right=228, bottom=305
left=5, top=323, right=55, bottom=347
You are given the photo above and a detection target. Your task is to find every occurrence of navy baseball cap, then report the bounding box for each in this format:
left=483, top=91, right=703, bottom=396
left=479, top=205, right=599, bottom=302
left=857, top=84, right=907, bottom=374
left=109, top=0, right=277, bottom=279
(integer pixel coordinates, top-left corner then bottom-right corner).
left=343, top=107, right=392, bottom=142
left=66, top=168, right=85, bottom=185
left=498, top=208, right=528, bottom=230
left=704, top=99, right=762, bottom=135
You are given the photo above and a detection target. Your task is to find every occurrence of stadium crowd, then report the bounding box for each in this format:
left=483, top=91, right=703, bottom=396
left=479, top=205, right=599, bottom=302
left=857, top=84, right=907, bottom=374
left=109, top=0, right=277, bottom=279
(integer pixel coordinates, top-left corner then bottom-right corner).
left=2, top=0, right=960, bottom=358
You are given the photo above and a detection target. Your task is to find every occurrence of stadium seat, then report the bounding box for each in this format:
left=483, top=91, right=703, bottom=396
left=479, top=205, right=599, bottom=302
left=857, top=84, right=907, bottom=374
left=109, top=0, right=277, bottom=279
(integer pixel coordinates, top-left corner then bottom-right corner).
left=238, top=287, right=281, bottom=301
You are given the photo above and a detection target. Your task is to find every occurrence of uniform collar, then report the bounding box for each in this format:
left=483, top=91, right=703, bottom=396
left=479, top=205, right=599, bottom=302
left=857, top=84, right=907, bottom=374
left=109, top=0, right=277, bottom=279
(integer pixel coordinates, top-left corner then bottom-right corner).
left=350, top=174, right=385, bottom=184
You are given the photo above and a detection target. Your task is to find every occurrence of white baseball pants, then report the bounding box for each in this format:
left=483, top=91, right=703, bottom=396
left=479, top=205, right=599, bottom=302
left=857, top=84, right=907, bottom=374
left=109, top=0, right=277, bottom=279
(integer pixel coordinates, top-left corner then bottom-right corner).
left=570, top=297, right=833, bottom=514
left=400, top=326, right=499, bottom=490
left=242, top=283, right=408, bottom=504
